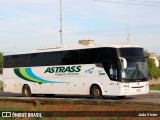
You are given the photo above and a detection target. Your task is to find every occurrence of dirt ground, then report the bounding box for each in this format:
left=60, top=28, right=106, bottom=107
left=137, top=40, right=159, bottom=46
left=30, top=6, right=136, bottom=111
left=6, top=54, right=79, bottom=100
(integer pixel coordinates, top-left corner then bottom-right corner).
left=0, top=101, right=160, bottom=120
left=0, top=101, right=160, bottom=111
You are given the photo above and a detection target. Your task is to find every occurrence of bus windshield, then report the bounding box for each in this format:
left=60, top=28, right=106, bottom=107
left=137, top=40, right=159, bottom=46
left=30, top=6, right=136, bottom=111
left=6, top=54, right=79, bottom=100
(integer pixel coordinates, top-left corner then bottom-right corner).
left=121, top=58, right=148, bottom=81
left=118, top=48, right=148, bottom=82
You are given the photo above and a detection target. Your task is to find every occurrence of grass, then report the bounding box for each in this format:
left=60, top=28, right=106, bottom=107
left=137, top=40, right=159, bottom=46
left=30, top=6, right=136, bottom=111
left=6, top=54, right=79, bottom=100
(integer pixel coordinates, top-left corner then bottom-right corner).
left=0, top=106, right=26, bottom=120
left=0, top=105, right=48, bottom=120
left=0, top=81, right=3, bottom=91
left=149, top=85, right=160, bottom=90
left=0, top=105, right=26, bottom=111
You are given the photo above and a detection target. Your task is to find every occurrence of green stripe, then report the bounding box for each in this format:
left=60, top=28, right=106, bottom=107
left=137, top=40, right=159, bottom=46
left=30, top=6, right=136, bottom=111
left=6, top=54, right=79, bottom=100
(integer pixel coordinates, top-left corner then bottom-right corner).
left=19, top=68, right=40, bottom=82
left=14, top=69, right=32, bottom=82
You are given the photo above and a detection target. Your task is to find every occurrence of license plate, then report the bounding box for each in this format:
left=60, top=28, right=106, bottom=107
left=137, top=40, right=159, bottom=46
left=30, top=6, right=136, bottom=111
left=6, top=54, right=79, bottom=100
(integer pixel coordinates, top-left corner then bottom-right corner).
left=137, top=89, right=141, bottom=92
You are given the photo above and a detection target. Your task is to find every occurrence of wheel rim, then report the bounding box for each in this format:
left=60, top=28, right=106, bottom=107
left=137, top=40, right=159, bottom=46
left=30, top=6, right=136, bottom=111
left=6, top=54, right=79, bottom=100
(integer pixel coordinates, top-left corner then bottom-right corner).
left=94, top=88, right=100, bottom=97
left=23, top=85, right=31, bottom=97
left=24, top=88, right=29, bottom=95
left=24, top=88, right=29, bottom=96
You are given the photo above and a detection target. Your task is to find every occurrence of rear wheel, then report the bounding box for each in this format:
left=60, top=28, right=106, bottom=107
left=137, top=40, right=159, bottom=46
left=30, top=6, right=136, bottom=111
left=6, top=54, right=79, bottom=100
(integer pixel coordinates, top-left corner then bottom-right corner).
left=45, top=94, right=55, bottom=97
left=91, top=85, right=103, bottom=99
left=117, top=96, right=126, bottom=99
left=22, top=85, right=32, bottom=97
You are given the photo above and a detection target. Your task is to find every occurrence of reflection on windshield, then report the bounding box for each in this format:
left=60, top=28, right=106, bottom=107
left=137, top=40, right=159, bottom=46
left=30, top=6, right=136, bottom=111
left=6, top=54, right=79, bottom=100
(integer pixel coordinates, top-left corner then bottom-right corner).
left=122, top=58, right=147, bottom=81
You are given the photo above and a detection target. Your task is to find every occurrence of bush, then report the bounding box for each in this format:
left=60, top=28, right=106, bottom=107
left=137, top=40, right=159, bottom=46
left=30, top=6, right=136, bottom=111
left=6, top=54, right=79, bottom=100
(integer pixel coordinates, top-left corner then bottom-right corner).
left=145, top=50, right=160, bottom=79
left=0, top=52, right=2, bottom=74
left=147, top=58, right=160, bottom=79
left=0, top=68, right=2, bottom=74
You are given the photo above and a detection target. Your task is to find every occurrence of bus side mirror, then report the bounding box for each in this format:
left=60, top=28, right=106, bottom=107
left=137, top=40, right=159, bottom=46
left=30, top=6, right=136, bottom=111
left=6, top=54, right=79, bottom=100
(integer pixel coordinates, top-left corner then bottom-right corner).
left=149, top=57, right=159, bottom=67
left=119, top=57, right=127, bottom=69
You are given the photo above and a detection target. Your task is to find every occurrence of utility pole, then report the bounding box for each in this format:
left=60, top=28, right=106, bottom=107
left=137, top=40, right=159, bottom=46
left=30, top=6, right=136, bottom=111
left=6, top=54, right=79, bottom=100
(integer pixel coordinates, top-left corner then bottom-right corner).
left=127, top=15, right=131, bottom=43
left=60, top=0, right=63, bottom=45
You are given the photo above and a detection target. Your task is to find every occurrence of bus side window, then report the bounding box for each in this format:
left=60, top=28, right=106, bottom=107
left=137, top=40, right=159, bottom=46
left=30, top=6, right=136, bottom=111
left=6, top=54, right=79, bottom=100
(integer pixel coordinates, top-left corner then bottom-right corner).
left=109, top=64, right=118, bottom=80
left=103, top=62, right=118, bottom=81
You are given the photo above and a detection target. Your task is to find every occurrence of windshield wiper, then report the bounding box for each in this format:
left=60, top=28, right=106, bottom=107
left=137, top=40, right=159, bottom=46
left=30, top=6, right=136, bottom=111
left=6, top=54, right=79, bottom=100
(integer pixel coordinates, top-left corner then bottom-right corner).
left=130, top=63, right=138, bottom=80
left=130, top=63, right=146, bottom=81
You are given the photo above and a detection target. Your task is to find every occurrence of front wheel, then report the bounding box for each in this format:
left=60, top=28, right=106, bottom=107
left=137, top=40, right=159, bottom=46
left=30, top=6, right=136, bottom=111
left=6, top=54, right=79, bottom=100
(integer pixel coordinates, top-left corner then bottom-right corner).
left=22, top=85, right=32, bottom=97
left=91, top=85, right=103, bottom=99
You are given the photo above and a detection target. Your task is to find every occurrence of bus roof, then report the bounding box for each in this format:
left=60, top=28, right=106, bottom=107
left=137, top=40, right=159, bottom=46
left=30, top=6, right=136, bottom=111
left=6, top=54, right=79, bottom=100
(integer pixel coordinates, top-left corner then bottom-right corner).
left=4, top=43, right=142, bottom=56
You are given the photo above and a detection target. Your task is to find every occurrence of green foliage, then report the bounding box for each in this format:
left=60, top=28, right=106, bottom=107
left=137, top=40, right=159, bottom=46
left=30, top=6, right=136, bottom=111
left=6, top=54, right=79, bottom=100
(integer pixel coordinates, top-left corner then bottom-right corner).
left=0, top=81, right=3, bottom=92
left=144, top=50, right=151, bottom=58
left=150, top=85, right=160, bottom=90
left=0, top=106, right=26, bottom=111
left=145, top=50, right=160, bottom=79
left=147, top=58, right=160, bottom=79
left=0, top=52, right=2, bottom=74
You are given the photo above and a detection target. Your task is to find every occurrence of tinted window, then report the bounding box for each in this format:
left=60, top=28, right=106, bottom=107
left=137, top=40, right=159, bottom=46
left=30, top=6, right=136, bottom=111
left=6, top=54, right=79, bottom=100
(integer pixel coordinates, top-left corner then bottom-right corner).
left=3, top=47, right=118, bottom=68
left=119, top=48, right=144, bottom=57
left=3, top=55, right=30, bottom=68
left=101, top=48, right=117, bottom=61
left=30, top=53, right=47, bottom=66
left=80, top=48, right=101, bottom=64
left=62, top=50, right=79, bottom=65
left=80, top=48, right=117, bottom=64
left=47, top=52, right=62, bottom=65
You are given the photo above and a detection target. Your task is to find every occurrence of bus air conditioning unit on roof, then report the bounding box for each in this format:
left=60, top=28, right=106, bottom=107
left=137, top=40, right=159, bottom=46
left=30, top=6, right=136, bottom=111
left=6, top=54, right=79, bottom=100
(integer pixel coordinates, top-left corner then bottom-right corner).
left=79, top=40, right=95, bottom=45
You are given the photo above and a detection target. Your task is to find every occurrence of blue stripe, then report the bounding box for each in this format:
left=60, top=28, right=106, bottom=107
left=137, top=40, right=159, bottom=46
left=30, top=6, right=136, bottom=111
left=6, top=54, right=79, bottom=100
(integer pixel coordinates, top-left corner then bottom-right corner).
left=25, top=68, right=67, bottom=83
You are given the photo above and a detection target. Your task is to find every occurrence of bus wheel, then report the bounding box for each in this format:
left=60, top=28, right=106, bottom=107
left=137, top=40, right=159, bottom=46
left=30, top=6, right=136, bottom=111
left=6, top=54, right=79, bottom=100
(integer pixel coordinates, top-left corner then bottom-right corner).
left=22, top=85, right=32, bottom=97
left=91, top=85, right=103, bottom=99
left=45, top=94, right=55, bottom=97
left=117, top=96, right=126, bottom=99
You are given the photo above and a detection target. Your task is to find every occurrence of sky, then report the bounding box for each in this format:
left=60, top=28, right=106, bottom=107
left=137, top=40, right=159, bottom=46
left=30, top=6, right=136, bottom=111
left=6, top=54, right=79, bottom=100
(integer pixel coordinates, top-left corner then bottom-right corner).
left=0, top=0, right=160, bottom=54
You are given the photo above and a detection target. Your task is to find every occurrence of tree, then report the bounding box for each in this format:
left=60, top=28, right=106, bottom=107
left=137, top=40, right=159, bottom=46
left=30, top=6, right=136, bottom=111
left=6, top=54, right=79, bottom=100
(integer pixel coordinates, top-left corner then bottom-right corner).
left=0, top=52, right=2, bottom=74
left=145, top=50, right=160, bottom=79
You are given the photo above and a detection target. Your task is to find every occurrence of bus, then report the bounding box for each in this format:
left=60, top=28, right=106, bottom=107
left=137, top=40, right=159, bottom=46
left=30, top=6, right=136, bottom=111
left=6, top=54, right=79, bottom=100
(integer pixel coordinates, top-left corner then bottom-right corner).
left=3, top=42, right=149, bottom=98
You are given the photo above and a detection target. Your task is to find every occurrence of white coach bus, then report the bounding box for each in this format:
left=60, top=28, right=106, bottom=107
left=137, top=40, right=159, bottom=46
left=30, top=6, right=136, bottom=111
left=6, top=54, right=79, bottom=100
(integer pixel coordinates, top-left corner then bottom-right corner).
left=3, top=42, right=149, bottom=98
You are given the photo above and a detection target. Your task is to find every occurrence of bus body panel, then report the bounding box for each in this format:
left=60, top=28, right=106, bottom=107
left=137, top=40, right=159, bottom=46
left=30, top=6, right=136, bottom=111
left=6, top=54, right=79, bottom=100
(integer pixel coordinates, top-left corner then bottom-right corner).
left=120, top=81, right=149, bottom=95
left=3, top=63, right=149, bottom=96
left=3, top=64, right=112, bottom=95
left=3, top=64, right=124, bottom=96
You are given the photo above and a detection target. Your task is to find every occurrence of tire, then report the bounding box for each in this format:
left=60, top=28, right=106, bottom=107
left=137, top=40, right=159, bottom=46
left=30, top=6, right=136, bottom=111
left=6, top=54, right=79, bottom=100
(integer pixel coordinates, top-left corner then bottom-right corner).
left=22, top=85, right=32, bottom=97
left=117, top=96, right=126, bottom=99
left=91, top=85, right=103, bottom=99
left=45, top=94, right=55, bottom=97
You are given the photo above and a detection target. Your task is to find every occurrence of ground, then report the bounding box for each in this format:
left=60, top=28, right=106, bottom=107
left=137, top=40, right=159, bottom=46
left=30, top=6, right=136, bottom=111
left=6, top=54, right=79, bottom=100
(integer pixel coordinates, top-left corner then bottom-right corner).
left=0, top=101, right=160, bottom=120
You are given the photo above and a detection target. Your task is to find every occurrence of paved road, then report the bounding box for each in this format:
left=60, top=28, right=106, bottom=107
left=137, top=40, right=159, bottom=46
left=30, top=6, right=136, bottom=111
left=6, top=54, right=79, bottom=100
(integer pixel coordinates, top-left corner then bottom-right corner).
left=0, top=91, right=160, bottom=105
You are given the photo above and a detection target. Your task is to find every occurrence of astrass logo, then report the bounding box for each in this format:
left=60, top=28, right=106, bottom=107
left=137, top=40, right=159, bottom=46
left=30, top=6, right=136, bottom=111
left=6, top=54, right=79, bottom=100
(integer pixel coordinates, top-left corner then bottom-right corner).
left=44, top=66, right=81, bottom=73
left=14, top=68, right=67, bottom=83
